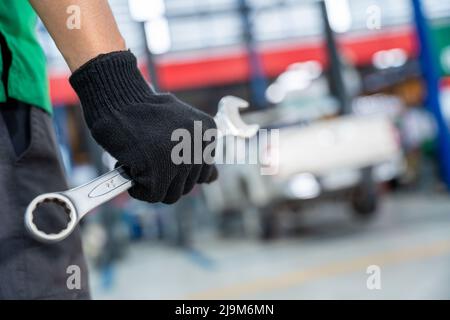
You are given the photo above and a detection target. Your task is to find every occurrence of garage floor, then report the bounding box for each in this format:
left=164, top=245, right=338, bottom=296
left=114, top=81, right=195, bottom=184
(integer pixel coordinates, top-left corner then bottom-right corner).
left=90, top=192, right=450, bottom=299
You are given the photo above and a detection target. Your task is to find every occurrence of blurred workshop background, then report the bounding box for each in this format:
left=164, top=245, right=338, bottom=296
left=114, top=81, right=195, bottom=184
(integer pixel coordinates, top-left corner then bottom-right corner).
left=38, top=0, right=450, bottom=299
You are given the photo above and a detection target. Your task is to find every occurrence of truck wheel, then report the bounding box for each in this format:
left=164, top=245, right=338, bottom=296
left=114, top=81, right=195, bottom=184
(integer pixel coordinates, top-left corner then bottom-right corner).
left=351, top=185, right=378, bottom=216
left=351, top=168, right=379, bottom=217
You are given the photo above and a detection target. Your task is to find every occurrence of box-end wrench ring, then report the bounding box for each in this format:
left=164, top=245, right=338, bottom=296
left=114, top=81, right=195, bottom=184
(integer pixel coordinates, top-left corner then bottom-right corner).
left=25, top=166, right=133, bottom=243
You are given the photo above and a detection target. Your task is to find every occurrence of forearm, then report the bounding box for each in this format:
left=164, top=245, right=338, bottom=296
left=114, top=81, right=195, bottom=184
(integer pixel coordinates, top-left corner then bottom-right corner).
left=29, top=0, right=126, bottom=71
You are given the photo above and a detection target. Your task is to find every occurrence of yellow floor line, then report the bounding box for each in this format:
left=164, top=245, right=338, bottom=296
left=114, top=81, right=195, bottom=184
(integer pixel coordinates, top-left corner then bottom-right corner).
left=186, top=239, right=450, bottom=299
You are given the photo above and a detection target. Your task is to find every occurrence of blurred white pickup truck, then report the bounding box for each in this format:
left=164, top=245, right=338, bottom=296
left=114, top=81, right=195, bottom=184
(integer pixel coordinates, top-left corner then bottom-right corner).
left=203, top=112, right=405, bottom=239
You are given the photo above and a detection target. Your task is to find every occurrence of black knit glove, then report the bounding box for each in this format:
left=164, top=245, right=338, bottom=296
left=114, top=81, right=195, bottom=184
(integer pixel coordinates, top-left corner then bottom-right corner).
left=69, top=51, right=218, bottom=204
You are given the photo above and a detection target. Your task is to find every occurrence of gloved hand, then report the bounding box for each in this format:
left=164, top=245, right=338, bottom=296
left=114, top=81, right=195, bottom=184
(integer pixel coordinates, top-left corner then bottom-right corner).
left=69, top=50, right=218, bottom=204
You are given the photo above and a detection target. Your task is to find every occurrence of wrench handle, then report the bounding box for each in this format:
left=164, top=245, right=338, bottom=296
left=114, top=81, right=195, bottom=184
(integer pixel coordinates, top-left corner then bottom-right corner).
left=66, top=165, right=134, bottom=218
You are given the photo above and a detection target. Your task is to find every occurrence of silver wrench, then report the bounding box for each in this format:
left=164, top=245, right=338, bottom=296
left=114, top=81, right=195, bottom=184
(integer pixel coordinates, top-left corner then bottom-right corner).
left=25, top=96, right=259, bottom=243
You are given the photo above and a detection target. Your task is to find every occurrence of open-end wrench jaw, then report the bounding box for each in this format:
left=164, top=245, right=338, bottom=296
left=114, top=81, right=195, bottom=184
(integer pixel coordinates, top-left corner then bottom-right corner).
left=215, top=96, right=260, bottom=138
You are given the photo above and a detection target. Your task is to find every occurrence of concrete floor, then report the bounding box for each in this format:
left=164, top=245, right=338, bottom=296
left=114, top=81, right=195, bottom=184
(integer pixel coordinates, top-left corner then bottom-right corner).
left=90, top=192, right=450, bottom=299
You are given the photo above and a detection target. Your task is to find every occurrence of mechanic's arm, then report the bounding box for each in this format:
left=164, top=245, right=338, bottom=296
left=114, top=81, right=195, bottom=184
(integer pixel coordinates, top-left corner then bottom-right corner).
left=29, top=0, right=218, bottom=204
left=29, top=0, right=126, bottom=71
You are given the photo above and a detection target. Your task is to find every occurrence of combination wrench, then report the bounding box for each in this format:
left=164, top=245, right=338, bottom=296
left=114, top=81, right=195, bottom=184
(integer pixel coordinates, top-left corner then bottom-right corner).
left=24, top=96, right=259, bottom=243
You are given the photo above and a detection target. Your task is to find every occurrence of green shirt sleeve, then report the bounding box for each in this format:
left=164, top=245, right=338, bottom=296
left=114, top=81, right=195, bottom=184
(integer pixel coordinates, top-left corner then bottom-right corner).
left=0, top=0, right=51, bottom=114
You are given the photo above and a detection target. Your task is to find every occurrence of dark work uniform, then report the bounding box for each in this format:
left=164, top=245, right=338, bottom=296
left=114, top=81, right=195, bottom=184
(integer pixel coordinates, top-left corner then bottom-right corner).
left=0, top=1, right=90, bottom=299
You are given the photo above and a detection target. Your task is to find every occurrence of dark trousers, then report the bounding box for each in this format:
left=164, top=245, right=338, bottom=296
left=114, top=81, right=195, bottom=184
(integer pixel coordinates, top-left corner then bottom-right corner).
left=0, top=100, right=90, bottom=299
